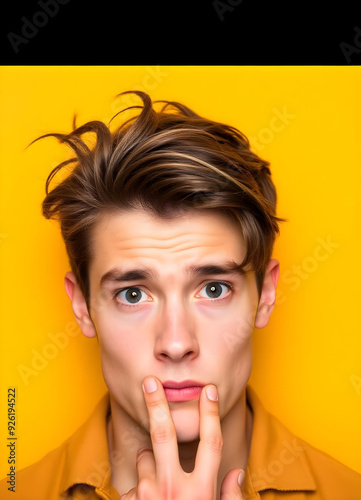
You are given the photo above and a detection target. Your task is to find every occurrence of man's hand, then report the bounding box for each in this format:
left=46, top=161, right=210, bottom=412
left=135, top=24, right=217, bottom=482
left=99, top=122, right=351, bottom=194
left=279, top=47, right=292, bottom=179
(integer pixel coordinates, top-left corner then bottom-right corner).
left=119, top=376, right=245, bottom=500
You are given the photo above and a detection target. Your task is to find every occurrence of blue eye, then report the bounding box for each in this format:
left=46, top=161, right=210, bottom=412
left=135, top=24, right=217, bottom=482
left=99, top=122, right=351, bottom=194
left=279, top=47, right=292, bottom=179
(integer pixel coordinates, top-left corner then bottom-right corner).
left=198, top=282, right=231, bottom=299
left=116, top=287, right=150, bottom=305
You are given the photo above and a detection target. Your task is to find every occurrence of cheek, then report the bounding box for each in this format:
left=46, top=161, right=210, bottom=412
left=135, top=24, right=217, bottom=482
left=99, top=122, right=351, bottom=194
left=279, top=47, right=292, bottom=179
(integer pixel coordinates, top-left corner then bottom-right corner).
left=200, top=296, right=256, bottom=358
left=200, top=302, right=255, bottom=404
left=92, top=307, right=150, bottom=393
left=93, top=310, right=155, bottom=425
left=94, top=303, right=151, bottom=351
left=215, top=320, right=253, bottom=382
left=220, top=311, right=254, bottom=357
left=215, top=329, right=253, bottom=417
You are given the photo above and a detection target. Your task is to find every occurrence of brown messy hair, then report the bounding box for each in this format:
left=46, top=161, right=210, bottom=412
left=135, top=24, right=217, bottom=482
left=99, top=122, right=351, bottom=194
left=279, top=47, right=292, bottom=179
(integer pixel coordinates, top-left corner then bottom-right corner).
left=36, top=91, right=285, bottom=308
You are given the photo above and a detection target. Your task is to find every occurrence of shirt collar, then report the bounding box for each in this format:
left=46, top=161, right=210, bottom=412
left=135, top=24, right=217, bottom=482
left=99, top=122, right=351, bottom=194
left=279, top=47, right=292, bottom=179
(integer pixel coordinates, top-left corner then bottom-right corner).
left=60, top=392, right=118, bottom=499
left=244, top=385, right=317, bottom=497
left=59, top=388, right=317, bottom=498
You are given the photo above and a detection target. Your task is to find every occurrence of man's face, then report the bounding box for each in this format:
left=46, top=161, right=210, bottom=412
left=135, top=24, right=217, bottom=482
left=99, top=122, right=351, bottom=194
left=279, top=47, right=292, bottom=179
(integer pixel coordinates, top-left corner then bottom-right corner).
left=83, top=208, right=262, bottom=442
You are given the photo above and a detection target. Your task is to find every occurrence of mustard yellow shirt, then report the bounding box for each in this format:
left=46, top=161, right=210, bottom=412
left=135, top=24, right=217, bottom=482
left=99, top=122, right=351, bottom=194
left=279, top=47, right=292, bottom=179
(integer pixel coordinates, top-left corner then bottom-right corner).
left=1, top=386, right=360, bottom=499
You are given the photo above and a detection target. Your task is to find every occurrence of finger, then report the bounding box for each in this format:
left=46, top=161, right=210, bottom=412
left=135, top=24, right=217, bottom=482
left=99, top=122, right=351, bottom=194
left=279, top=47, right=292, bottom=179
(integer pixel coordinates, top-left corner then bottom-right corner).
left=119, top=488, right=137, bottom=500
left=136, top=448, right=156, bottom=481
left=220, top=468, right=245, bottom=499
left=142, top=376, right=180, bottom=482
left=194, top=385, right=223, bottom=480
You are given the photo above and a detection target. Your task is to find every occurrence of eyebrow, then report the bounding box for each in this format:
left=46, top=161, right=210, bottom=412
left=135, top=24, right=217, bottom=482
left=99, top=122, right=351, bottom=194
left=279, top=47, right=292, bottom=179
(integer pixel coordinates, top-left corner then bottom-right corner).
left=99, top=260, right=246, bottom=288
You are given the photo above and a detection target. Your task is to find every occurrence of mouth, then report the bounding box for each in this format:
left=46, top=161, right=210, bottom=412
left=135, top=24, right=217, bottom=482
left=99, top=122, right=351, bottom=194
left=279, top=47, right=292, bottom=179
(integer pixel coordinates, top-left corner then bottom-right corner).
left=162, top=380, right=204, bottom=402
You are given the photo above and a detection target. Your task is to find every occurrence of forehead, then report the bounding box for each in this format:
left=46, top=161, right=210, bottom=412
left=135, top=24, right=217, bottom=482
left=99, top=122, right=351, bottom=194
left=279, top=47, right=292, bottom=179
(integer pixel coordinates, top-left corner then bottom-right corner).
left=89, top=208, right=247, bottom=280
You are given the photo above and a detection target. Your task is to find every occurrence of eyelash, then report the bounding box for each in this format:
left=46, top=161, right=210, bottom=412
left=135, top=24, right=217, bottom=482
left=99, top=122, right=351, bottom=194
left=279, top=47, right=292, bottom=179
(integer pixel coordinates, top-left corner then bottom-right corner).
left=113, top=280, right=234, bottom=309
left=197, top=281, right=234, bottom=302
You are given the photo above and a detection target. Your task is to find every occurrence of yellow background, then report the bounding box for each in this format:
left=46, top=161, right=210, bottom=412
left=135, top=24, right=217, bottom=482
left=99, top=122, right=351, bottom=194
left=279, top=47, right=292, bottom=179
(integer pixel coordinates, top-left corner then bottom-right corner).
left=1, top=66, right=361, bottom=478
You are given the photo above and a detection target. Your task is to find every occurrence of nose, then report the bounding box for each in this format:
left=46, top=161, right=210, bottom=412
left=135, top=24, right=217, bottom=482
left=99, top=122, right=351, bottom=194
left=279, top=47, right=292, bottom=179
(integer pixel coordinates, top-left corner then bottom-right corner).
left=154, top=295, right=199, bottom=363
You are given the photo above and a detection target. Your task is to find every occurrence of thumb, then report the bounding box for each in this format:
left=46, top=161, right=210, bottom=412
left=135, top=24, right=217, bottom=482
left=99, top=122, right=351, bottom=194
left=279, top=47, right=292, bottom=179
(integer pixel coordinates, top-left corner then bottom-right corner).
left=220, top=468, right=245, bottom=499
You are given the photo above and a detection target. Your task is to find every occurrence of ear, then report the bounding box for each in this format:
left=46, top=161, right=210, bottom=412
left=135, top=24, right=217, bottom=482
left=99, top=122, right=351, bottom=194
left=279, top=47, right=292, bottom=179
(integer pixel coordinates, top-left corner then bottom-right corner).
left=254, top=259, right=280, bottom=329
left=64, top=272, right=97, bottom=338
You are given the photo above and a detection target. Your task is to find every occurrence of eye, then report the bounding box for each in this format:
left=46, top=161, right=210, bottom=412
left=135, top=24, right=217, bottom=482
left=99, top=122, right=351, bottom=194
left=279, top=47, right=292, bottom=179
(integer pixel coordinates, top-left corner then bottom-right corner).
left=116, top=287, right=150, bottom=305
left=198, top=281, right=232, bottom=300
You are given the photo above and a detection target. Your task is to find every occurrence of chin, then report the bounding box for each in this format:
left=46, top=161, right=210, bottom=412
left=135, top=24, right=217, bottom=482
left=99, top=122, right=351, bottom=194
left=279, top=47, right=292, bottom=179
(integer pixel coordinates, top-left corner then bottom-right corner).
left=169, top=402, right=201, bottom=443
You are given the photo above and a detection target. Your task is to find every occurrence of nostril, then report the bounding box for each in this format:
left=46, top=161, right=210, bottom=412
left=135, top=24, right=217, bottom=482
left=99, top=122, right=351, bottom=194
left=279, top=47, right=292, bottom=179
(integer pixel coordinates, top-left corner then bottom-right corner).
left=158, top=349, right=196, bottom=362
left=154, top=325, right=199, bottom=361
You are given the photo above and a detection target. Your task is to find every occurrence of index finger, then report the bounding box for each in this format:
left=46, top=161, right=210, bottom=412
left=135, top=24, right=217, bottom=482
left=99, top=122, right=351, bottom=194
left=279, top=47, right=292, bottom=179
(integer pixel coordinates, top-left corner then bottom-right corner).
left=194, top=384, right=223, bottom=480
left=142, top=376, right=181, bottom=482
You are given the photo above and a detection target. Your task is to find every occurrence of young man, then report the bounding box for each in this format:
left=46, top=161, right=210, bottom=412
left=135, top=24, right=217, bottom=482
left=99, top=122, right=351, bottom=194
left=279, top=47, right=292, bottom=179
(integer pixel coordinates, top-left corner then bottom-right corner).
left=2, top=91, right=361, bottom=499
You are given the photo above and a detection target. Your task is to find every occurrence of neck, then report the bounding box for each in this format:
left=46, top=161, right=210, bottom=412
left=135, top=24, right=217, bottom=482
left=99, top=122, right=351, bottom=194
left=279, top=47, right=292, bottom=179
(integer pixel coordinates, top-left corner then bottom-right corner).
left=107, top=389, right=253, bottom=499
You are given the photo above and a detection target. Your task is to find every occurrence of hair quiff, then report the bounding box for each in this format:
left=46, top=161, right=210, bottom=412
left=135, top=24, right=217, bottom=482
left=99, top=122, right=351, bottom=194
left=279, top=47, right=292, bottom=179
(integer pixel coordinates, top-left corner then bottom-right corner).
left=36, top=91, right=285, bottom=306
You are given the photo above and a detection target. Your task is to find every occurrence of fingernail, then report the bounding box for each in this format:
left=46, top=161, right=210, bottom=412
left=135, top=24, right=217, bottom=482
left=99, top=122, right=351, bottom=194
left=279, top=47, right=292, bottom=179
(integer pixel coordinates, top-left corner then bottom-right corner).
left=143, top=377, right=157, bottom=394
left=206, top=385, right=218, bottom=401
left=238, top=469, right=245, bottom=486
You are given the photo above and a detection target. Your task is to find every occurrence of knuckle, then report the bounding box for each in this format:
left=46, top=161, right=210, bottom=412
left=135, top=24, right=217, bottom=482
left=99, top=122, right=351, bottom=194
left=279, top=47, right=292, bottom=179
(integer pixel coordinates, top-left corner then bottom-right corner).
left=147, top=397, right=163, bottom=409
left=151, top=424, right=175, bottom=445
left=195, top=484, right=215, bottom=499
left=206, top=434, right=223, bottom=455
left=137, top=478, right=154, bottom=498
left=159, top=480, right=178, bottom=500
left=136, top=448, right=153, bottom=464
left=207, top=406, right=220, bottom=418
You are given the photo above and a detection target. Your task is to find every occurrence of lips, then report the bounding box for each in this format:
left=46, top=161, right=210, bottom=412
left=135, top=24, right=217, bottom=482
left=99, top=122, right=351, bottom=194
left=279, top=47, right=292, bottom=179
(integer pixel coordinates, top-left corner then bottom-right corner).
left=162, top=380, right=204, bottom=402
